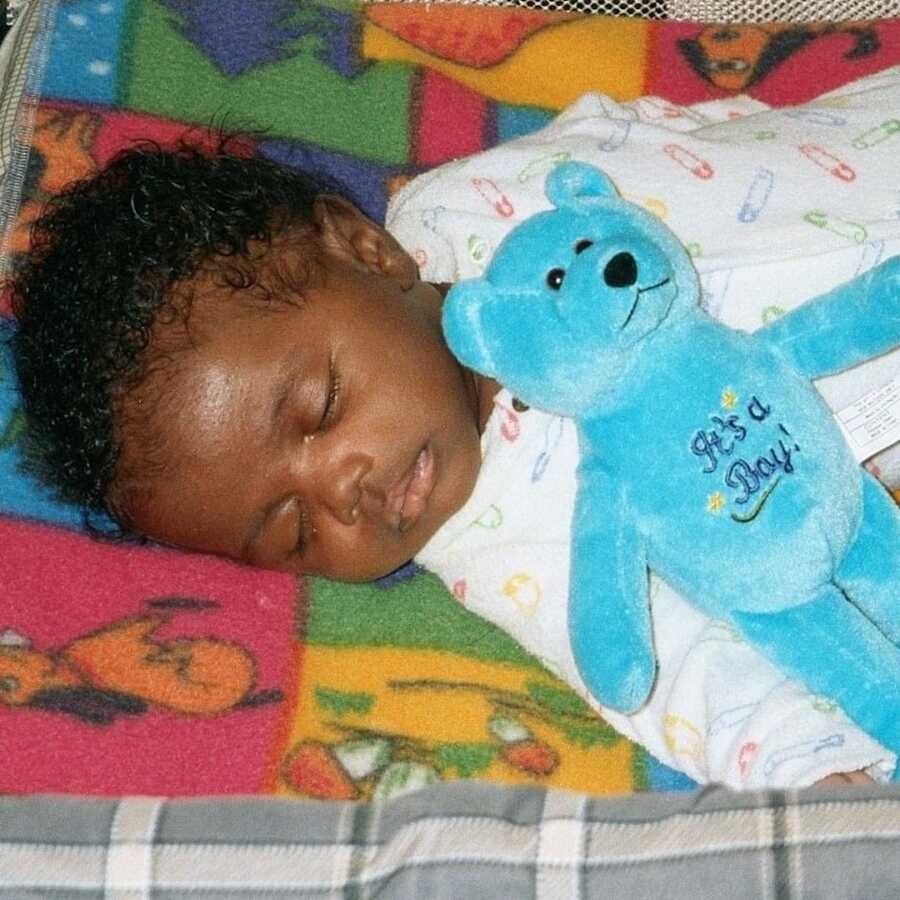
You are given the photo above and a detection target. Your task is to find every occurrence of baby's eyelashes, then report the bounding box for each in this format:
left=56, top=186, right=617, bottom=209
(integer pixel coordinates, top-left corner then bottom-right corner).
left=318, top=365, right=341, bottom=431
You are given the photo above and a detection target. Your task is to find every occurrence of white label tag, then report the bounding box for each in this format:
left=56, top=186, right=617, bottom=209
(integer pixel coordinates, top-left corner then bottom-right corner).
left=835, top=376, right=900, bottom=463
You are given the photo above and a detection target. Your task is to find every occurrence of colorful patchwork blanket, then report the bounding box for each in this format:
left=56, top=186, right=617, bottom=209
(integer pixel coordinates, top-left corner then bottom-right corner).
left=3, top=0, right=900, bottom=800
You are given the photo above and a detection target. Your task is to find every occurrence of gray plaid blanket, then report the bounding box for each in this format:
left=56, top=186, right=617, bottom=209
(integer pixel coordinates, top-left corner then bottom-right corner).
left=3, top=781, right=900, bottom=898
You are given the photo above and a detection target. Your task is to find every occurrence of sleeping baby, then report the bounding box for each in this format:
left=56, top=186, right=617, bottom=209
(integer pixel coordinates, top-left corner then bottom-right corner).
left=9, top=68, right=900, bottom=789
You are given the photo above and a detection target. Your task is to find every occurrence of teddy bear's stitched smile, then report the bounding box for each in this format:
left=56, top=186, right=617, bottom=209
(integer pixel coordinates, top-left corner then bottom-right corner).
left=621, top=276, right=672, bottom=330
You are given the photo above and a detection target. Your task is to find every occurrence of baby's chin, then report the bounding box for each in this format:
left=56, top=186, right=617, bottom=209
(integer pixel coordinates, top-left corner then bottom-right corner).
left=323, top=538, right=430, bottom=583
left=300, top=558, right=415, bottom=584
left=323, top=517, right=445, bottom=583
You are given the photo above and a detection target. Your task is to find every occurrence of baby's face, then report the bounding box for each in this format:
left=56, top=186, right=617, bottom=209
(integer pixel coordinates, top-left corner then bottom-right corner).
left=116, top=219, right=490, bottom=581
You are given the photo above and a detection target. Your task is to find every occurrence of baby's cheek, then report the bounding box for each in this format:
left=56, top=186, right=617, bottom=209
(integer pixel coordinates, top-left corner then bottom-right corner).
left=317, top=523, right=403, bottom=583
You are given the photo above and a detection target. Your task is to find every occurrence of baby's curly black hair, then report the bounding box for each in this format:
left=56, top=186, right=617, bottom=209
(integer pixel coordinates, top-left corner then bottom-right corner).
left=8, top=140, right=339, bottom=526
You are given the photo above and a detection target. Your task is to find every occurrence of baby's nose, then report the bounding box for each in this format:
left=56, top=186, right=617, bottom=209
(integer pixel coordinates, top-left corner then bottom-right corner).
left=319, top=453, right=372, bottom=526
left=603, top=252, right=638, bottom=288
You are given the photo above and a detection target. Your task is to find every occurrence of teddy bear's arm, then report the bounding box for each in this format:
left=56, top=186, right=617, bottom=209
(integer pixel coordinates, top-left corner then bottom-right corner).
left=568, top=471, right=656, bottom=713
left=757, top=255, right=900, bottom=379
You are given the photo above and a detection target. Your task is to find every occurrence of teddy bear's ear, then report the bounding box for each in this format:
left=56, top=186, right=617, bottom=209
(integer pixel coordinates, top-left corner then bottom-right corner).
left=546, top=161, right=619, bottom=212
left=443, top=278, right=502, bottom=376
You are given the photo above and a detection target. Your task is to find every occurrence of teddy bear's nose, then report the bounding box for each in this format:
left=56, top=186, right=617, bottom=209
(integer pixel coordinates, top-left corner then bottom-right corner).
left=603, top=252, right=638, bottom=288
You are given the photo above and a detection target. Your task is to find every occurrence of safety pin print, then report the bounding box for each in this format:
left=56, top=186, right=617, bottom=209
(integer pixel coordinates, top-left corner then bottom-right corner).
left=531, top=416, right=565, bottom=482
left=738, top=742, right=760, bottom=779
left=421, top=205, right=446, bottom=233
left=641, top=196, right=668, bottom=220
left=737, top=167, right=774, bottom=223
left=502, top=572, right=543, bottom=617
left=799, top=144, right=855, bottom=182
left=699, top=268, right=732, bottom=319
left=419, top=206, right=457, bottom=277
left=708, top=702, right=758, bottom=737
left=762, top=733, right=845, bottom=777
left=634, top=96, right=682, bottom=121
left=594, top=95, right=638, bottom=121
left=471, top=504, right=503, bottom=530
left=471, top=177, right=514, bottom=218
left=663, top=714, right=704, bottom=761
left=517, top=151, right=571, bottom=183
left=817, top=95, right=851, bottom=110
left=493, top=396, right=521, bottom=442
left=623, top=193, right=668, bottom=220
left=663, top=143, right=714, bottom=180
left=811, top=695, right=838, bottom=714
left=854, top=238, right=885, bottom=277
left=598, top=119, right=632, bottom=152
left=784, top=109, right=847, bottom=127
left=851, top=119, right=900, bottom=149
left=803, top=210, right=867, bottom=244
left=467, top=233, right=493, bottom=267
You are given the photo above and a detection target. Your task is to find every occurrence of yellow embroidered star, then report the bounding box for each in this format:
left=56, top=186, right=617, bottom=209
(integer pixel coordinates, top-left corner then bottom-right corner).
left=707, top=492, right=726, bottom=514
left=721, top=388, right=738, bottom=410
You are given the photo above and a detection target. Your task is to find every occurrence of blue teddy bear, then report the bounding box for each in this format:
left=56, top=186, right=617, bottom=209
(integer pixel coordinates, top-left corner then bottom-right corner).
left=443, top=161, right=900, bottom=760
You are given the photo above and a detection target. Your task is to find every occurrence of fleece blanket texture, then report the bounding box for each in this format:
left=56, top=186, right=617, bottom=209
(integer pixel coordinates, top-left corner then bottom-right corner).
left=2, top=0, right=900, bottom=799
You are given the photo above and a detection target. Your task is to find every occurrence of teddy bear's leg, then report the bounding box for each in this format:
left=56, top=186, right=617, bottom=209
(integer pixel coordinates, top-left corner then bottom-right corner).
left=834, top=470, right=900, bottom=646
left=733, top=586, right=900, bottom=753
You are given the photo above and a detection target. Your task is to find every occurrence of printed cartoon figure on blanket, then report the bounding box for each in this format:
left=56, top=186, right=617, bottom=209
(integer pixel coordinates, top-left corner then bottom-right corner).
left=0, top=603, right=283, bottom=724
left=677, top=22, right=880, bottom=93
left=443, top=161, right=900, bottom=764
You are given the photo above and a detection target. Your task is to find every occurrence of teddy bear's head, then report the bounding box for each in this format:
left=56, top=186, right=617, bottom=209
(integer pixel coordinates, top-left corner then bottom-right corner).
left=443, top=162, right=701, bottom=416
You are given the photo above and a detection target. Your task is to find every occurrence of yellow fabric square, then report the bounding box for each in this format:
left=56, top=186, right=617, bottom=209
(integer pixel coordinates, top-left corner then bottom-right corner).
left=363, top=17, right=649, bottom=109
left=275, top=646, right=637, bottom=801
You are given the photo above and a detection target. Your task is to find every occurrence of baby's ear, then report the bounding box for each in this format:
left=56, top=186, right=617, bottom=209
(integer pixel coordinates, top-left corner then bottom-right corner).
left=313, top=194, right=417, bottom=290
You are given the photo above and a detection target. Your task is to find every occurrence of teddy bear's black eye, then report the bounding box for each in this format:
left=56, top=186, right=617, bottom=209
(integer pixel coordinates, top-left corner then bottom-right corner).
left=574, top=239, right=593, bottom=254
left=546, top=268, right=565, bottom=290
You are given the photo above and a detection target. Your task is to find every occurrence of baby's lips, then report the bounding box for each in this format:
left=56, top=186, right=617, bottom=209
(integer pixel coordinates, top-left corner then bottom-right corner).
left=398, top=447, right=436, bottom=531
left=385, top=445, right=436, bottom=531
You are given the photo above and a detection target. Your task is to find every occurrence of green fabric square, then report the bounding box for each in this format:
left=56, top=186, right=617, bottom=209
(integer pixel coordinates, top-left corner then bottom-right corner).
left=124, top=0, right=412, bottom=163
